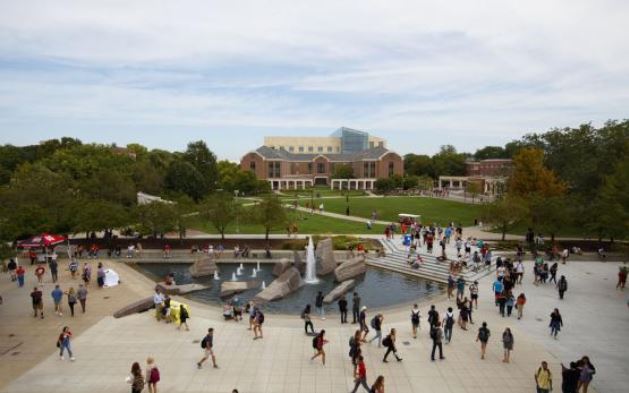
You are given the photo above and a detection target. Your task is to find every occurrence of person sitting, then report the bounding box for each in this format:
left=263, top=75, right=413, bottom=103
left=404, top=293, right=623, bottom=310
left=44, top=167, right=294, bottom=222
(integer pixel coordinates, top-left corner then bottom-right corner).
left=233, top=245, right=240, bottom=258
left=161, top=295, right=172, bottom=322
left=190, top=244, right=199, bottom=254
left=242, top=245, right=250, bottom=258
left=597, top=247, right=606, bottom=259
left=223, top=303, right=234, bottom=320
left=265, top=245, right=272, bottom=259
left=164, top=273, right=176, bottom=286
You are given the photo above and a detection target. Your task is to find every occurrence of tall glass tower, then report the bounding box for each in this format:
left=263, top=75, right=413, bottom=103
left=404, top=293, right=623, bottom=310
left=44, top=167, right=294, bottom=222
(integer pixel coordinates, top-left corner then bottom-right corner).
left=331, top=127, right=369, bottom=153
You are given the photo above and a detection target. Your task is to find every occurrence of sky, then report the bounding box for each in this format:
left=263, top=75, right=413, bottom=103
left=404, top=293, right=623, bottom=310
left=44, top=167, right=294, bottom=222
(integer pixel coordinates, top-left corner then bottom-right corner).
left=0, top=0, right=628, bottom=161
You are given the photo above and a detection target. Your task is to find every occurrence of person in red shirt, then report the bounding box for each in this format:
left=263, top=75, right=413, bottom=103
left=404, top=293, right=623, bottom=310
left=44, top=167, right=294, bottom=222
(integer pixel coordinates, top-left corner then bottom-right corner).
left=617, top=267, right=627, bottom=290
left=29, top=250, right=37, bottom=265
left=34, top=265, right=46, bottom=284
left=351, top=355, right=370, bottom=392
left=16, top=265, right=26, bottom=287
left=310, top=329, right=328, bottom=366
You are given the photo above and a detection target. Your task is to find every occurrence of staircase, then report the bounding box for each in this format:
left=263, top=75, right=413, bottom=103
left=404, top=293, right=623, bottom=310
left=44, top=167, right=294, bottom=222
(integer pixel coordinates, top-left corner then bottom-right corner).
left=366, top=238, right=494, bottom=284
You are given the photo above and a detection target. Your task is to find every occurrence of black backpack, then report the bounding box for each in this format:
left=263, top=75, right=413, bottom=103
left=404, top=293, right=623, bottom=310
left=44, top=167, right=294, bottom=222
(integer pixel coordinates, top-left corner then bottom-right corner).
left=479, top=328, right=489, bottom=342
left=445, top=314, right=454, bottom=328
left=200, top=336, right=208, bottom=349
left=382, top=335, right=392, bottom=347
left=312, top=336, right=319, bottom=349
left=430, top=327, right=437, bottom=340
left=370, top=316, right=377, bottom=329
left=257, top=311, right=265, bottom=324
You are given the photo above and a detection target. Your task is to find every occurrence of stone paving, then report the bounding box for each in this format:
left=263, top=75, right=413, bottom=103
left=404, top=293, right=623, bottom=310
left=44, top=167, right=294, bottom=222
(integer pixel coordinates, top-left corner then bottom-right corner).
left=1, top=256, right=627, bottom=393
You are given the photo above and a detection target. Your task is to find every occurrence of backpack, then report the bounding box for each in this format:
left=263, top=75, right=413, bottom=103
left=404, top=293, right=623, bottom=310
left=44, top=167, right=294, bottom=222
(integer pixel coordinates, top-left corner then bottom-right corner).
left=150, top=367, right=160, bottom=383
left=445, top=314, right=454, bottom=328
left=312, top=336, right=319, bottom=349
left=382, top=335, right=392, bottom=347
left=411, top=312, right=420, bottom=324
left=257, top=311, right=264, bottom=324
left=370, top=317, right=377, bottom=329
left=479, top=328, right=489, bottom=342
left=430, top=327, right=437, bottom=340
left=201, top=336, right=208, bottom=349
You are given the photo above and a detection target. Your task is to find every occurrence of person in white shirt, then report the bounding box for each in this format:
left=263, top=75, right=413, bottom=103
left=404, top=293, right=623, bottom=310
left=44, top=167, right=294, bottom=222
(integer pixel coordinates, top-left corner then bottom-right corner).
left=515, top=261, right=525, bottom=284
left=153, top=289, right=165, bottom=321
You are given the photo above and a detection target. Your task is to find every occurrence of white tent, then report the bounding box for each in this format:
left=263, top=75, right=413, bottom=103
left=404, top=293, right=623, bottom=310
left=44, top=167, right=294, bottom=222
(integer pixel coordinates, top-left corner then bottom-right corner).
left=103, top=269, right=120, bottom=287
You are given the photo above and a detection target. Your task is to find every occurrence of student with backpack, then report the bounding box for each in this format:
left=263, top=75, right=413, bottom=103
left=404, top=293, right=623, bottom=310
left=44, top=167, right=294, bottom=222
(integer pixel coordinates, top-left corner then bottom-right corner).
left=146, top=357, right=160, bottom=393
left=410, top=304, right=421, bottom=339
left=382, top=328, right=402, bottom=362
left=358, top=306, right=369, bottom=341
left=443, top=307, right=455, bottom=343
left=349, top=330, right=362, bottom=372
left=302, top=304, right=315, bottom=335
left=476, top=322, right=491, bottom=360
left=350, top=356, right=370, bottom=393
left=253, top=308, right=264, bottom=340
left=368, top=314, right=383, bottom=347
left=129, top=361, right=145, bottom=393
left=197, top=328, right=218, bottom=369
left=310, top=329, right=328, bottom=366
left=57, top=326, right=75, bottom=361
left=557, top=276, right=568, bottom=300
left=535, top=361, right=553, bottom=393
left=178, top=304, right=190, bottom=331
left=430, top=322, right=445, bottom=361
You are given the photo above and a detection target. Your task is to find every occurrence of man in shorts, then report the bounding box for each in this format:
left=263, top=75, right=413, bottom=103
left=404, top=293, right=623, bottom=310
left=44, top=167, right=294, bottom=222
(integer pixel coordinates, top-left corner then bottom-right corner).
left=469, top=281, right=479, bottom=309
left=30, top=287, right=44, bottom=319
left=197, top=328, right=218, bottom=369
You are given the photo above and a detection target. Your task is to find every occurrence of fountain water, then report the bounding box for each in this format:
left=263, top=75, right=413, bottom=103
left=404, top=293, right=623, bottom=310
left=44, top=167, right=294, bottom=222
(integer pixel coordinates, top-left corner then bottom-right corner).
left=213, top=271, right=220, bottom=280
left=239, top=263, right=244, bottom=270
left=231, top=272, right=237, bottom=281
left=256, top=261, right=260, bottom=270
left=236, top=267, right=242, bottom=276
left=303, top=236, right=319, bottom=284
left=261, top=280, right=266, bottom=289
left=251, top=268, right=257, bottom=278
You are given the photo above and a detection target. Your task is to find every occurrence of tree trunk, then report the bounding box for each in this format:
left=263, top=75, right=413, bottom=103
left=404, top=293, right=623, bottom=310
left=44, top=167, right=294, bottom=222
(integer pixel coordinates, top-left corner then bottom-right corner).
left=220, top=228, right=225, bottom=240
left=265, top=228, right=270, bottom=240
left=501, top=226, right=506, bottom=241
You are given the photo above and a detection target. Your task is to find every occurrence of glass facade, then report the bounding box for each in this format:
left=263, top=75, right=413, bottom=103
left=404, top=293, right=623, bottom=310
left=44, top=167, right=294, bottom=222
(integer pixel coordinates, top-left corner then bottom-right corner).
left=335, top=127, right=368, bottom=153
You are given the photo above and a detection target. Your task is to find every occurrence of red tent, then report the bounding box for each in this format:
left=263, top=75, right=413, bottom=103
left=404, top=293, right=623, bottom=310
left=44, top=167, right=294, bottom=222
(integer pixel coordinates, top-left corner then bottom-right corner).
left=17, top=233, right=66, bottom=249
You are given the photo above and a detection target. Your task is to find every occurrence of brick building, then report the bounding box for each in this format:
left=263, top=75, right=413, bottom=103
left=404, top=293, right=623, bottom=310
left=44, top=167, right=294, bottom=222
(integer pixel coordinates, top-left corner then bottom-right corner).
left=438, top=158, right=512, bottom=196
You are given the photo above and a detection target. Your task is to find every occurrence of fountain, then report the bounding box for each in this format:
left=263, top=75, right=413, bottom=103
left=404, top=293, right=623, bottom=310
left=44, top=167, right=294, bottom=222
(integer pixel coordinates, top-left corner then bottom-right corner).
left=236, top=267, right=242, bottom=276
left=251, top=268, right=257, bottom=278
left=256, top=261, right=260, bottom=271
left=303, top=236, right=319, bottom=284
left=231, top=272, right=237, bottom=281
left=261, top=280, right=266, bottom=289
left=213, top=271, right=220, bottom=280
left=239, top=263, right=244, bottom=270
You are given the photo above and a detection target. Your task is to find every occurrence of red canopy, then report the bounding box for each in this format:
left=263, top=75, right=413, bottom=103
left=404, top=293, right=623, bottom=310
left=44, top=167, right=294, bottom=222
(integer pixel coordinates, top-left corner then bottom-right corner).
left=17, top=233, right=66, bottom=249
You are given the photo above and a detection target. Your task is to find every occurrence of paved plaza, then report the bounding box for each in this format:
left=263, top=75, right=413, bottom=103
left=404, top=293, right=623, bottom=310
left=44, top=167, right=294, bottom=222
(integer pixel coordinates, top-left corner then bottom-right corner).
left=1, top=254, right=627, bottom=393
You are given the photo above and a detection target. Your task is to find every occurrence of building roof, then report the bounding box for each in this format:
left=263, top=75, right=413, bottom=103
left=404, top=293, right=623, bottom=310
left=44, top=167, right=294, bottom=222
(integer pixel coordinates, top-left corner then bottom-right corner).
left=252, top=145, right=395, bottom=162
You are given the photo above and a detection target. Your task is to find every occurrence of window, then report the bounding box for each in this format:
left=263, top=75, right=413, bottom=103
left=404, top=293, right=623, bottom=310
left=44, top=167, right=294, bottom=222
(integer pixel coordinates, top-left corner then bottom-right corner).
left=363, top=161, right=376, bottom=177
left=317, top=162, right=325, bottom=174
left=327, top=146, right=333, bottom=152
left=289, top=146, right=294, bottom=152
left=308, top=146, right=314, bottom=152
left=307, top=163, right=313, bottom=173
left=388, top=162, right=395, bottom=176
left=378, top=141, right=384, bottom=147
left=249, top=161, right=256, bottom=171
left=268, top=162, right=281, bottom=178
left=299, top=146, right=304, bottom=153
left=317, top=146, right=323, bottom=152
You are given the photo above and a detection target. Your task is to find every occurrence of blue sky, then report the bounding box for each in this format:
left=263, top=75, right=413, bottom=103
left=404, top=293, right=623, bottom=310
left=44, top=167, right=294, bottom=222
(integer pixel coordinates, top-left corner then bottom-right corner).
left=1, top=0, right=628, bottom=161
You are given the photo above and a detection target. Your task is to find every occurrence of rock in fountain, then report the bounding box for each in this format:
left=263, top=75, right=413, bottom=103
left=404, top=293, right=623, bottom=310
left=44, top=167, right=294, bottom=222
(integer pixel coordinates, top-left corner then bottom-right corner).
left=323, top=279, right=356, bottom=304
left=220, top=280, right=259, bottom=297
left=334, top=255, right=367, bottom=282
left=254, top=267, right=301, bottom=302
left=303, top=237, right=319, bottom=284
left=315, top=237, right=337, bottom=275
left=272, top=258, right=292, bottom=276
left=189, top=256, right=218, bottom=278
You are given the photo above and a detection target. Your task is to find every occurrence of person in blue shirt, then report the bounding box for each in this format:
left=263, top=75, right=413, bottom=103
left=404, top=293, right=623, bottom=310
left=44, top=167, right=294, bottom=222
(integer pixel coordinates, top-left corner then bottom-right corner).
left=492, top=279, right=504, bottom=306
left=51, top=285, right=64, bottom=316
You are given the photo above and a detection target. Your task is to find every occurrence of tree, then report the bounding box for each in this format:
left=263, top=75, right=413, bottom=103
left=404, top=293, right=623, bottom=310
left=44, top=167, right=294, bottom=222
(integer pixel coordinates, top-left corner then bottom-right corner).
left=404, top=154, right=433, bottom=177
left=183, top=141, right=218, bottom=192
left=332, top=164, right=354, bottom=179
left=507, top=148, right=566, bottom=198
left=465, top=181, right=482, bottom=203
left=73, top=200, right=130, bottom=236
left=374, top=178, right=394, bottom=194
left=252, top=195, right=287, bottom=240
left=474, top=146, right=507, bottom=160
left=431, top=145, right=467, bottom=178
left=165, top=160, right=208, bottom=201
left=481, top=196, right=528, bottom=240
left=200, top=192, right=237, bottom=240
left=402, top=176, right=419, bottom=190
left=134, top=202, right=178, bottom=237
left=527, top=195, right=570, bottom=242
left=588, top=155, right=629, bottom=241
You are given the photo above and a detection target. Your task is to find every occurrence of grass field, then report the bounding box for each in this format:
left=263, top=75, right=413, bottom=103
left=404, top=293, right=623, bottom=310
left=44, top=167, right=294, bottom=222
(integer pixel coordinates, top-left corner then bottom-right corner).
left=188, top=210, right=385, bottom=235
left=299, top=196, right=482, bottom=226
left=277, top=188, right=367, bottom=199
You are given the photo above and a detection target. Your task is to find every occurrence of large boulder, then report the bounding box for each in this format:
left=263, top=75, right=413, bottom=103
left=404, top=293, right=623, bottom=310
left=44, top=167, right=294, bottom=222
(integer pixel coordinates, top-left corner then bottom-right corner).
left=272, top=258, right=292, bottom=276
left=323, top=279, right=356, bottom=304
left=254, top=267, right=302, bottom=303
left=334, top=256, right=367, bottom=282
left=293, top=250, right=306, bottom=274
left=157, top=282, right=209, bottom=295
left=189, top=256, right=217, bottom=278
left=316, top=238, right=337, bottom=275
left=220, top=281, right=259, bottom=298
left=113, top=296, right=154, bottom=318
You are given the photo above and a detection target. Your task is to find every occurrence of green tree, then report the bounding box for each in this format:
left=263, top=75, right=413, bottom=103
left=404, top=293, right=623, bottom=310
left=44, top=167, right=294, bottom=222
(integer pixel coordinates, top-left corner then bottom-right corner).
left=183, top=141, right=218, bottom=192
left=134, top=202, right=178, bottom=237
left=481, top=196, right=528, bottom=240
left=431, top=145, right=467, bottom=177
left=507, top=148, right=566, bottom=198
left=332, top=164, right=354, bottom=179
left=200, top=192, right=237, bottom=240
left=465, top=181, right=482, bottom=203
left=527, top=195, right=570, bottom=242
left=253, top=195, right=287, bottom=240
left=404, top=154, right=433, bottom=177
left=588, top=155, right=629, bottom=241
left=402, top=176, right=419, bottom=190
left=73, top=200, right=130, bottom=236
left=165, top=160, right=208, bottom=201
left=474, top=146, right=507, bottom=160
left=374, top=178, right=394, bottom=194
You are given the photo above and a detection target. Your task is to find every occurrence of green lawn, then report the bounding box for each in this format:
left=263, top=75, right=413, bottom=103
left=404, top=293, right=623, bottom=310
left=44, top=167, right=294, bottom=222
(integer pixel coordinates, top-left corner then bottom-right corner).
left=188, top=210, right=385, bottom=235
left=278, top=187, right=367, bottom=199
left=300, top=196, right=482, bottom=226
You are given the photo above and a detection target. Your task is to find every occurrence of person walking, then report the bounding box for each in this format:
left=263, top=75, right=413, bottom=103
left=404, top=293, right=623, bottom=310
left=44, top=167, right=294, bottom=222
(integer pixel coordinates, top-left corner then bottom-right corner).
left=505, top=292, right=515, bottom=317
left=476, top=322, right=491, bottom=360
left=369, top=313, right=383, bottom=347
left=338, top=295, right=348, bottom=323
left=97, top=262, right=105, bottom=288
left=30, top=286, right=44, bottom=319
left=146, top=357, right=160, bottom=393
left=550, top=263, right=558, bottom=284
left=443, top=307, right=455, bottom=343
left=577, top=356, right=596, bottom=393
left=370, top=375, right=385, bottom=393
left=302, top=304, right=315, bottom=335
left=469, top=281, right=479, bottom=309
left=253, top=307, right=264, bottom=339
left=51, top=284, right=63, bottom=316
left=57, top=326, right=75, bottom=361
left=178, top=304, right=190, bottom=331
left=456, top=276, right=466, bottom=299
left=129, top=362, right=145, bottom=393
left=382, top=328, right=402, bottom=362
left=315, top=291, right=325, bottom=320
left=82, top=263, right=91, bottom=286
left=153, top=288, right=164, bottom=321
left=77, top=284, right=88, bottom=313
left=351, top=356, right=370, bottom=393
left=447, top=275, right=455, bottom=300
left=430, top=321, right=445, bottom=361
left=516, top=293, right=526, bottom=319
left=502, top=327, right=514, bottom=363
left=535, top=361, right=553, bottom=393
left=16, top=265, right=25, bottom=287
left=558, top=276, right=568, bottom=300
left=561, top=362, right=580, bottom=393
left=427, top=305, right=439, bottom=329
left=549, top=308, right=563, bottom=339
left=359, top=306, right=369, bottom=342
left=617, top=267, right=627, bottom=290
left=34, top=265, right=46, bottom=284
left=197, top=328, right=218, bottom=369
left=352, top=292, right=361, bottom=324
left=66, top=287, right=77, bottom=317
left=310, top=329, right=328, bottom=366
left=49, top=256, right=58, bottom=283
left=349, top=330, right=362, bottom=372
left=8, top=258, right=17, bottom=282
left=411, top=304, right=420, bottom=339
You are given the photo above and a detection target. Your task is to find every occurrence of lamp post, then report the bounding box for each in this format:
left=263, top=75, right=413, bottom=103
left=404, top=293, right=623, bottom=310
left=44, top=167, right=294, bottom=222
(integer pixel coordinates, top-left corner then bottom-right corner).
left=234, top=189, right=239, bottom=233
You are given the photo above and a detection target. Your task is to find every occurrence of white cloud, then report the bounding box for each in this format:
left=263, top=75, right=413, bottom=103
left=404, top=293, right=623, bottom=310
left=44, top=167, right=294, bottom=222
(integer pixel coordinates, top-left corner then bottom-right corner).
left=0, top=0, right=627, bottom=158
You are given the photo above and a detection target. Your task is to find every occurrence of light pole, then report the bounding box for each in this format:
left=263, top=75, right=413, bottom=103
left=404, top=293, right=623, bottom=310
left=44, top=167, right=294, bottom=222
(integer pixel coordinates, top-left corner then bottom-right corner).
left=234, top=189, right=239, bottom=233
